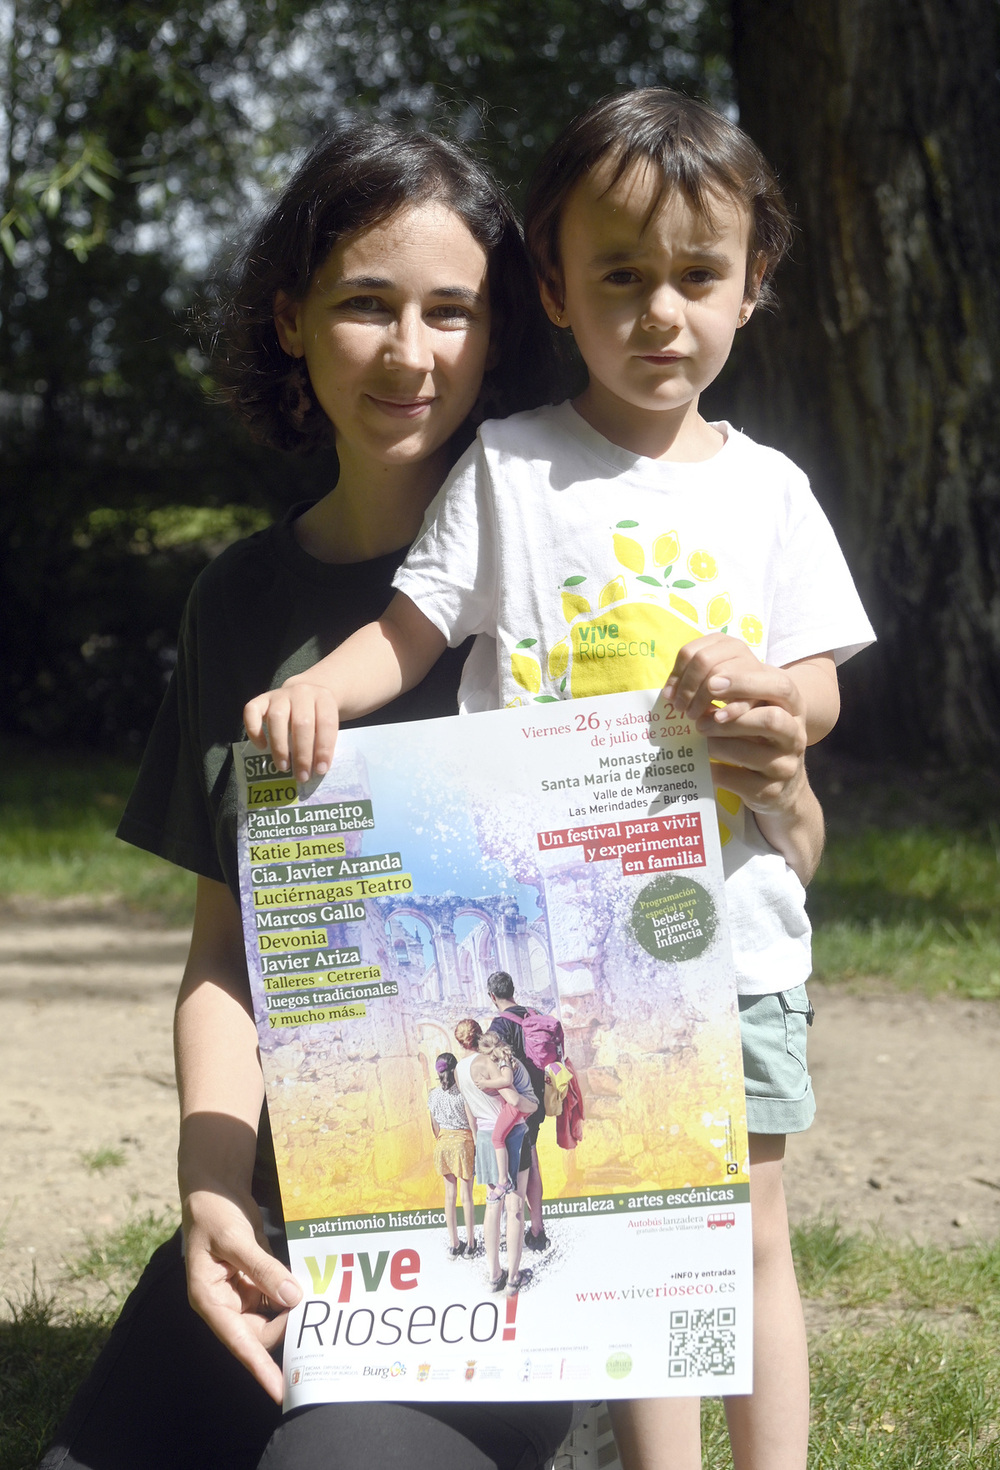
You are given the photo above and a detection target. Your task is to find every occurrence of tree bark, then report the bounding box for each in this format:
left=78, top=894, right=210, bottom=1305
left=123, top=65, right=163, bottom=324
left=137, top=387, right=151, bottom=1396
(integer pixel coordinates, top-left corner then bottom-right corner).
left=727, top=0, right=1000, bottom=762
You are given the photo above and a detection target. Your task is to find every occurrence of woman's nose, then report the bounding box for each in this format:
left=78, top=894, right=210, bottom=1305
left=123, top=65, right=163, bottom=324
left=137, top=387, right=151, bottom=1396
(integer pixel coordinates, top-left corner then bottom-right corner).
left=385, top=308, right=435, bottom=371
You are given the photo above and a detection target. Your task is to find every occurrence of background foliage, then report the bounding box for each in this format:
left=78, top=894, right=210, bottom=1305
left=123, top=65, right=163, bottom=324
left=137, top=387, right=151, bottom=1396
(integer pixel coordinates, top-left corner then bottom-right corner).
left=2, top=0, right=997, bottom=758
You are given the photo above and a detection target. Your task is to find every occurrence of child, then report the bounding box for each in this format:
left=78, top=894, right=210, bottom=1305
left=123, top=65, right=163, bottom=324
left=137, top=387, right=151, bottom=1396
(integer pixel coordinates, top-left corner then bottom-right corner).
left=246, top=89, right=875, bottom=1470
left=427, top=1052, right=477, bottom=1256
left=475, top=1032, right=537, bottom=1200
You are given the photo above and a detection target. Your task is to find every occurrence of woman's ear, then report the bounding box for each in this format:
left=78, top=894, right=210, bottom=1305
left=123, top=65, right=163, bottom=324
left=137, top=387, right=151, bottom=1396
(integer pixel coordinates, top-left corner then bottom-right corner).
left=273, top=289, right=304, bottom=357
left=538, top=274, right=567, bottom=329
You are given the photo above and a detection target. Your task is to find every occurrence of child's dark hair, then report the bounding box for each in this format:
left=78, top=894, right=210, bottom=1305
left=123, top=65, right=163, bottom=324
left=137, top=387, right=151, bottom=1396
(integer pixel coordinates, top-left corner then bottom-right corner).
left=215, top=121, right=556, bottom=452
left=525, top=89, right=793, bottom=309
left=436, top=1052, right=458, bottom=1090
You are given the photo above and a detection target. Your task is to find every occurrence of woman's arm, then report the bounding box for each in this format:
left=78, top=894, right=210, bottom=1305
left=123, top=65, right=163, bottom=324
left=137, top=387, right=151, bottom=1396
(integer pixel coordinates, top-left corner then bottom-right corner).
left=175, top=876, right=301, bottom=1404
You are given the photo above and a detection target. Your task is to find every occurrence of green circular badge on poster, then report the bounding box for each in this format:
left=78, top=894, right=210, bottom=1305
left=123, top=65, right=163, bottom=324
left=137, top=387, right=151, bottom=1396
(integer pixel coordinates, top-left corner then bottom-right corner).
left=631, top=875, right=717, bottom=962
left=606, top=1352, right=633, bottom=1380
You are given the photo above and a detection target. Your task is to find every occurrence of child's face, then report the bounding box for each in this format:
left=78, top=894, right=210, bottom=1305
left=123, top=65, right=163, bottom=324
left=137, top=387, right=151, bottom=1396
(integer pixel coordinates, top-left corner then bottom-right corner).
left=542, top=159, right=759, bottom=444
left=275, top=202, right=492, bottom=473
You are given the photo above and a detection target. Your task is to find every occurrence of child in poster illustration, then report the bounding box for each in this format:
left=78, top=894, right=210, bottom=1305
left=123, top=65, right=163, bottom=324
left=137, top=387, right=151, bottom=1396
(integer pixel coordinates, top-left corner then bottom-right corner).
left=246, top=89, right=875, bottom=1470
left=475, top=1032, right=537, bottom=1198
left=427, top=1053, right=477, bottom=1258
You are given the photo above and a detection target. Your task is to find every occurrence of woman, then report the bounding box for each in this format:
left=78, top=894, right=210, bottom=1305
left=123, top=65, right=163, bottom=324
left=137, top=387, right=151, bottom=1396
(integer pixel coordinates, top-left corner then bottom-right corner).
left=39, top=121, right=570, bottom=1470
left=453, top=1019, right=535, bottom=1298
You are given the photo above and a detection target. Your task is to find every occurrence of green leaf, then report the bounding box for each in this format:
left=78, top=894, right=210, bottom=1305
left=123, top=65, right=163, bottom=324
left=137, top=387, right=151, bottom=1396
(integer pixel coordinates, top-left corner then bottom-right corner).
left=560, top=677, right=567, bottom=692
left=534, top=695, right=559, bottom=703
left=81, top=168, right=114, bottom=201
left=515, top=638, right=538, bottom=649
left=637, top=575, right=661, bottom=586
left=0, top=226, right=16, bottom=262
left=616, top=519, right=639, bottom=528
left=662, top=565, right=673, bottom=578
left=563, top=575, right=587, bottom=587
left=720, top=625, right=729, bottom=634
left=672, top=579, right=695, bottom=589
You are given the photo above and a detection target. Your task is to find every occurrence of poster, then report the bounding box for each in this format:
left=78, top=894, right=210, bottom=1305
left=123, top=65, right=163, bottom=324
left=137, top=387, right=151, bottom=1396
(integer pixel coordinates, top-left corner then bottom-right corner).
left=235, top=688, right=752, bottom=1406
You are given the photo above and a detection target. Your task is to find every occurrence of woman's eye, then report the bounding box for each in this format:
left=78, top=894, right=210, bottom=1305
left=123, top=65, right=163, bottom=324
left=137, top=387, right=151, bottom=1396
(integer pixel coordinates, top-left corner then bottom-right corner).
left=428, top=304, right=474, bottom=324
left=340, top=295, right=386, bottom=313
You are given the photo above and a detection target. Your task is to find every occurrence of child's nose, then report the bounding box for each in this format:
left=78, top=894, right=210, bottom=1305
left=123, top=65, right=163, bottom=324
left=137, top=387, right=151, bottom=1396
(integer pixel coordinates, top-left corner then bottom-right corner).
left=641, top=285, right=684, bottom=330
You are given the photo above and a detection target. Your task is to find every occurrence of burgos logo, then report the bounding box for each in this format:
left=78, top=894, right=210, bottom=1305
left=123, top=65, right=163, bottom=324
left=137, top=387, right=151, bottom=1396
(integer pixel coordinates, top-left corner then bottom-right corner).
left=391, top=1362, right=406, bottom=1378
left=363, top=1366, right=390, bottom=1379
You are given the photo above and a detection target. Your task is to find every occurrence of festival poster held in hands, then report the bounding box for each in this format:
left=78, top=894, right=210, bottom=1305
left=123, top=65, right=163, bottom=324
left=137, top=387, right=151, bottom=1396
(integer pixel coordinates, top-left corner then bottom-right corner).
left=234, top=688, right=752, bottom=1407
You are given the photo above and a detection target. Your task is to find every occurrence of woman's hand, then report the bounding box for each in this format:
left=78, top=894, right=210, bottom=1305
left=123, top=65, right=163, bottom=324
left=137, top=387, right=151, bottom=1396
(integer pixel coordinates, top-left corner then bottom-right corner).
left=182, top=1185, right=301, bottom=1404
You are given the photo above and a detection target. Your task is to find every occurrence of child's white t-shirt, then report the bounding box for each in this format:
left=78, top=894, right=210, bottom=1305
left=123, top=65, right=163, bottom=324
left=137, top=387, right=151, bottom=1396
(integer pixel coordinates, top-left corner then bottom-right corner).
left=394, top=401, right=875, bottom=996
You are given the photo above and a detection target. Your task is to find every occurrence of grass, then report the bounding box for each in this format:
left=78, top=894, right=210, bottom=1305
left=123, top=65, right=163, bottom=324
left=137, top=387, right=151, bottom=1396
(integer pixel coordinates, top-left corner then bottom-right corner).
left=80, top=1146, right=126, bottom=1173
left=64, top=1209, right=179, bottom=1300
left=700, top=1220, right=1000, bottom=1468
left=0, top=1209, right=178, bottom=1470
left=0, top=740, right=194, bottom=925
left=809, top=825, right=1000, bottom=999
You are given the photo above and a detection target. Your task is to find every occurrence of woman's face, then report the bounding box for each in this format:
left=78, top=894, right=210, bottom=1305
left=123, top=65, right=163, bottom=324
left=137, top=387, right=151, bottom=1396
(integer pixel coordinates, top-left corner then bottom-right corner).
left=275, top=201, right=492, bottom=472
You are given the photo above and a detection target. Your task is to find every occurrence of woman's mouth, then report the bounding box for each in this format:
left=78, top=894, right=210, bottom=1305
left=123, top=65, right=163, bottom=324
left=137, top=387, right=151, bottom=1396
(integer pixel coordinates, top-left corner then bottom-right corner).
left=367, top=395, right=436, bottom=418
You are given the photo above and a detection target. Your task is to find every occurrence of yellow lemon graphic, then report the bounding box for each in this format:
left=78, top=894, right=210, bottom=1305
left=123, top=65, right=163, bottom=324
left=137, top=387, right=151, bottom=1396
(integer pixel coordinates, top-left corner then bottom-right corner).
left=668, top=592, right=699, bottom=624
left=717, top=818, right=732, bottom=847
left=717, top=787, right=742, bottom=816
left=687, top=549, right=717, bottom=581
left=562, top=591, right=591, bottom=622
left=567, top=602, right=702, bottom=699
left=739, top=614, right=763, bottom=646
left=548, top=638, right=569, bottom=679
left=653, top=531, right=680, bottom=567
left=613, top=533, right=645, bottom=574
left=599, top=576, right=626, bottom=609
left=707, top=593, right=732, bottom=628
left=510, top=651, right=541, bottom=693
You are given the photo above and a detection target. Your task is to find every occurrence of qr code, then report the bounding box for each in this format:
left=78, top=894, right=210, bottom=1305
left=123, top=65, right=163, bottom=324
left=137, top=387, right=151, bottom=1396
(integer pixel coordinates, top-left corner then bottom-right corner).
left=667, top=1307, right=736, bottom=1377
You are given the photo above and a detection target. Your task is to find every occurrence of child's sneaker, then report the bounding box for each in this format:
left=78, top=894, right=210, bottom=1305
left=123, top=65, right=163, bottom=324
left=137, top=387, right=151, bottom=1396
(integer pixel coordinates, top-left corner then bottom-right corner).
left=550, top=1403, right=621, bottom=1470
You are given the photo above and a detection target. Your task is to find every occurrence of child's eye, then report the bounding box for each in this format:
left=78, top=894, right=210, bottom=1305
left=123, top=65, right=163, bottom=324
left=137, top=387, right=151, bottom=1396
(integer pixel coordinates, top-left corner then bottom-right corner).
left=684, top=269, right=717, bottom=287
left=603, top=269, right=640, bottom=285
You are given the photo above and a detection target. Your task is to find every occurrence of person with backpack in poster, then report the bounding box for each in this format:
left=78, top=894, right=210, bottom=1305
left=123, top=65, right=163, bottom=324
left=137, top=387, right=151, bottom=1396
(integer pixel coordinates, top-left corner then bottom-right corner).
left=486, top=970, right=561, bottom=1253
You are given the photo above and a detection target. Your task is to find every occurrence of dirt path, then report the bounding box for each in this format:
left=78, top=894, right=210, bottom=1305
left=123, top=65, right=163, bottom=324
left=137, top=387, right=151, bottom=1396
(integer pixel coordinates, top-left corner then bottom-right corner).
left=2, top=909, right=998, bottom=1313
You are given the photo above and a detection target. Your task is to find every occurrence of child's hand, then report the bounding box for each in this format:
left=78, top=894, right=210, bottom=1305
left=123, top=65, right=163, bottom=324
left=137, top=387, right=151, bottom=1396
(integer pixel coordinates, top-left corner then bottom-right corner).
left=243, top=681, right=342, bottom=784
left=663, top=632, right=791, bottom=725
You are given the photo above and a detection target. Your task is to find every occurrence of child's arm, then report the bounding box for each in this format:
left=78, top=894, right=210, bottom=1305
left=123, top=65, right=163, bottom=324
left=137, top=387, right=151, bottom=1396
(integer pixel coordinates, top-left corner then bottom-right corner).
left=663, top=633, right=839, bottom=745
left=243, top=593, right=446, bottom=782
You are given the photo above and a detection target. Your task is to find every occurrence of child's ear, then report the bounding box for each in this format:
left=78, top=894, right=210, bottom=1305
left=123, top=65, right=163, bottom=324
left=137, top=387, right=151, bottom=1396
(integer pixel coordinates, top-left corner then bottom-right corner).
left=273, top=289, right=304, bottom=357
left=739, top=255, right=768, bottom=325
left=538, top=274, right=568, bottom=329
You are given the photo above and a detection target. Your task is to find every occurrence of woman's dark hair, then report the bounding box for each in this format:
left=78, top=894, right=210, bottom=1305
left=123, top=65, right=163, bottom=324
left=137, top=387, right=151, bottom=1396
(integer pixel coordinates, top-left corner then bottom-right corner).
left=436, top=1052, right=458, bottom=1090
left=525, top=89, right=793, bottom=309
left=215, top=121, right=557, bottom=453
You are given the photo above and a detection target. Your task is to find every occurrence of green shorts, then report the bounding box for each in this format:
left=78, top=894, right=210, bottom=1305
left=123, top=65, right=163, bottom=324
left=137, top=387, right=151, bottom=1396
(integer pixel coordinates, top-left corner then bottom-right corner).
left=739, top=984, right=816, bottom=1136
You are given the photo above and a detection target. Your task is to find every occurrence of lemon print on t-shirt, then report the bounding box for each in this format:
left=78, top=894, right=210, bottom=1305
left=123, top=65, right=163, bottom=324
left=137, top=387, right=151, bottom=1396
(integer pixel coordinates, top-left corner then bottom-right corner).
left=507, top=519, right=765, bottom=849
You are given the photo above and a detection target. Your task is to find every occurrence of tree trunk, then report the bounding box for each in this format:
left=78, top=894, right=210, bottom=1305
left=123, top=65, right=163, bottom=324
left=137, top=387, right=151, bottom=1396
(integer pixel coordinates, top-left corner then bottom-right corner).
left=727, top=0, right=1000, bottom=763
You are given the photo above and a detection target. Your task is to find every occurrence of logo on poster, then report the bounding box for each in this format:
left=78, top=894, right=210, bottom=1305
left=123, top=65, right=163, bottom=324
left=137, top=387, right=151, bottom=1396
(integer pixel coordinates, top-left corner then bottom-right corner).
left=465, top=1361, right=477, bottom=1381
left=606, top=1352, right=633, bottom=1380
left=417, top=1363, right=431, bottom=1381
